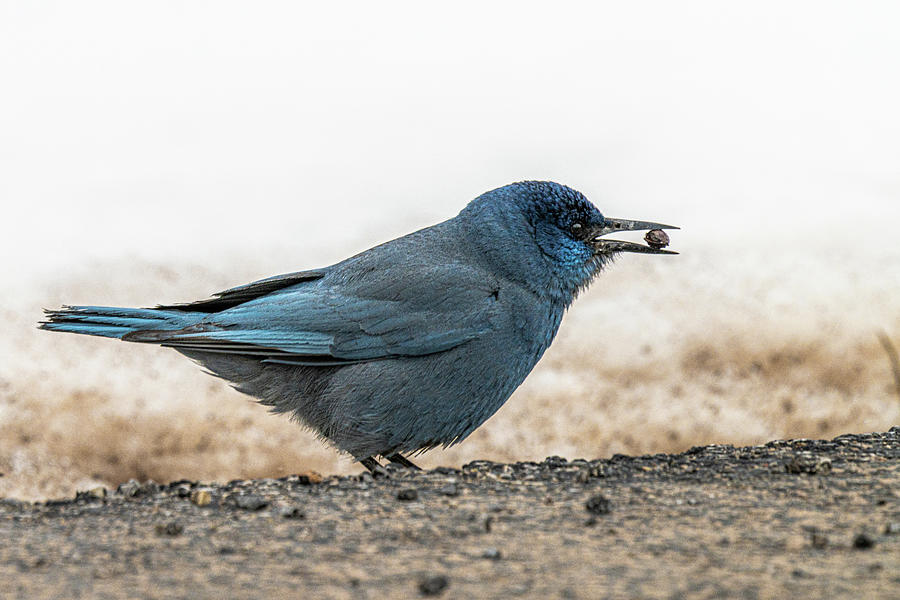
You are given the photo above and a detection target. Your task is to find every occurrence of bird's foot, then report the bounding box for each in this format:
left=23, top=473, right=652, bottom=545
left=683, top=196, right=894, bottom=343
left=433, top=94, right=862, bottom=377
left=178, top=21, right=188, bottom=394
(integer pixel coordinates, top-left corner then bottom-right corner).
left=359, top=456, right=390, bottom=478
left=385, top=453, right=422, bottom=470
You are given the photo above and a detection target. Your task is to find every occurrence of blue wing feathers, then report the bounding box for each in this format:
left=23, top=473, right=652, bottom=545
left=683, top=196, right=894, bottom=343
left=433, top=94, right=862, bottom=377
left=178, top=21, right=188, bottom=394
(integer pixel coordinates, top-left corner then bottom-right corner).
left=171, top=329, right=333, bottom=355
left=39, top=306, right=200, bottom=340
left=41, top=263, right=500, bottom=363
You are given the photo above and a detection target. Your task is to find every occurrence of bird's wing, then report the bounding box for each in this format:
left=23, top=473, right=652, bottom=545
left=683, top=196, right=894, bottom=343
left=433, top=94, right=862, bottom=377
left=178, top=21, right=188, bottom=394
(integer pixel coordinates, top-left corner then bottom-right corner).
left=155, top=268, right=329, bottom=313
left=132, top=263, right=502, bottom=365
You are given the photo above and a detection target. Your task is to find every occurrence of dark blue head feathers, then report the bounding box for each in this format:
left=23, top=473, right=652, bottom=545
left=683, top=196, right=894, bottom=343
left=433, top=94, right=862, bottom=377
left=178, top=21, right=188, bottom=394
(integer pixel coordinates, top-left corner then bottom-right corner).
left=459, top=181, right=610, bottom=303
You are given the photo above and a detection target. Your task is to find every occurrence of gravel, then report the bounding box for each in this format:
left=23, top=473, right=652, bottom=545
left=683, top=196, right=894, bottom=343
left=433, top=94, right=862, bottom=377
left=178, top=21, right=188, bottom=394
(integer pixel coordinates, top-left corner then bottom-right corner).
left=2, top=428, right=898, bottom=599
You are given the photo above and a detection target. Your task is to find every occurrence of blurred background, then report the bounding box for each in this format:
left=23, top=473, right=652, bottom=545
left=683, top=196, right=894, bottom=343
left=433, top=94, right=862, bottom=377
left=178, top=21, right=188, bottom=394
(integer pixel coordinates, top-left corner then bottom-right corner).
left=2, top=1, right=899, bottom=500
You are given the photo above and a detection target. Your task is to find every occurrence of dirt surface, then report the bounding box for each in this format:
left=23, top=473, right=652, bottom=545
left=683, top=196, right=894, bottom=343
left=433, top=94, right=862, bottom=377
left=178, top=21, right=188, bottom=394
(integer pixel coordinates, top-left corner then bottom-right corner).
left=2, top=429, right=899, bottom=599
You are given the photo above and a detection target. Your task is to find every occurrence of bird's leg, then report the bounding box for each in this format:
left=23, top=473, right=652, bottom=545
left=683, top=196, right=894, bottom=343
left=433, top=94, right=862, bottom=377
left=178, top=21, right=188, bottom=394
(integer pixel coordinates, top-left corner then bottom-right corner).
left=386, top=453, right=422, bottom=470
left=359, top=456, right=389, bottom=477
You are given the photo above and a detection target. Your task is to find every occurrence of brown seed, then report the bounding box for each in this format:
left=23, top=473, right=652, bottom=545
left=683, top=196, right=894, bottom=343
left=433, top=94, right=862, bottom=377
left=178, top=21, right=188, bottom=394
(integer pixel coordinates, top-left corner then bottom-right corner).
left=644, top=229, right=670, bottom=249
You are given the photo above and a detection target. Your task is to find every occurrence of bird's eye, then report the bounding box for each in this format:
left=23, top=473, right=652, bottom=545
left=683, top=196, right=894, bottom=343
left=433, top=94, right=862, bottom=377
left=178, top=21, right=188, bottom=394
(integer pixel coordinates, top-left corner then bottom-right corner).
left=571, top=222, right=584, bottom=236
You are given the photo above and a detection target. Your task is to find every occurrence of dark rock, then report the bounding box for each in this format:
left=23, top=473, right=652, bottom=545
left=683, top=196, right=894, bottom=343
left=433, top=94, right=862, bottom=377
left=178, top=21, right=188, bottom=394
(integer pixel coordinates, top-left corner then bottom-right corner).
left=585, top=494, right=612, bottom=515
left=18, top=556, right=49, bottom=570
left=155, top=521, right=183, bottom=536
left=418, top=575, right=448, bottom=596
left=544, top=456, right=568, bottom=468
left=397, top=488, right=418, bottom=501
left=809, top=531, right=828, bottom=549
left=853, top=533, right=875, bottom=549
left=75, top=487, right=107, bottom=502
left=279, top=506, right=305, bottom=519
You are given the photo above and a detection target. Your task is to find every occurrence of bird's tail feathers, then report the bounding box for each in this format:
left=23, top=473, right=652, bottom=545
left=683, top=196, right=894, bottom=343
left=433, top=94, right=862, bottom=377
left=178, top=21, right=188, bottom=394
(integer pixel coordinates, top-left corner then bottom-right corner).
left=39, top=305, right=201, bottom=341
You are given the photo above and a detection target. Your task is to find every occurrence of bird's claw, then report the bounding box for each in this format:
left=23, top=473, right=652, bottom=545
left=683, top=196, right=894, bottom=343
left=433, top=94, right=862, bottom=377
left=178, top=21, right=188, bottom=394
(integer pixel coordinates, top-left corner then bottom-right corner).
left=359, top=456, right=390, bottom=478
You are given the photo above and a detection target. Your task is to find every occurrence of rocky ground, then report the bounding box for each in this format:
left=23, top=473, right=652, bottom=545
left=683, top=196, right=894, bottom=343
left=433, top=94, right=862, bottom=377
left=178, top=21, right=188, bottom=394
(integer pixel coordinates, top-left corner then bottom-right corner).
left=1, top=429, right=899, bottom=599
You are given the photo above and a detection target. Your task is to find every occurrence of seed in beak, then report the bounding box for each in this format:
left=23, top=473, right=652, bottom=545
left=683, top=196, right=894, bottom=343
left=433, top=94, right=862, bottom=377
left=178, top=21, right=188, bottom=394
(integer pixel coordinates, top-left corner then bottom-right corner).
left=644, top=229, right=670, bottom=249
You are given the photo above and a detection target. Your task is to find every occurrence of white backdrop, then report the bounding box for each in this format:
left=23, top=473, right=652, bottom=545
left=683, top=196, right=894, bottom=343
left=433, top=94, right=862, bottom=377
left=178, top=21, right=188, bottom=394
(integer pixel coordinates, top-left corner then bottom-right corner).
left=3, top=1, right=898, bottom=281
left=2, top=2, right=899, bottom=499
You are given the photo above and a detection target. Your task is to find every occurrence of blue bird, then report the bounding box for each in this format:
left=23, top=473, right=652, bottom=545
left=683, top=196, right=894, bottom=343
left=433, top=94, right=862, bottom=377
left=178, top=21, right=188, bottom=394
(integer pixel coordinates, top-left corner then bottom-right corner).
left=40, top=181, right=677, bottom=472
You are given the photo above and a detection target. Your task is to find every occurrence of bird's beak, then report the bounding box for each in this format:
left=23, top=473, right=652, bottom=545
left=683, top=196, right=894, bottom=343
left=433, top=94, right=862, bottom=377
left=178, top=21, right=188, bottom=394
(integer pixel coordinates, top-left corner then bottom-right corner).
left=590, top=218, right=679, bottom=255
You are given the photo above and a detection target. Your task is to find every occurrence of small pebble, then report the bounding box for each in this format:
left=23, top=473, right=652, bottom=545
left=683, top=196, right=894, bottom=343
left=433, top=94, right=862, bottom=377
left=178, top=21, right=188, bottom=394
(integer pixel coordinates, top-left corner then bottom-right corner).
left=438, top=484, right=459, bottom=497
left=279, top=506, right=305, bottom=519
left=142, top=481, right=161, bottom=494
left=117, top=480, right=141, bottom=497
left=481, top=547, right=501, bottom=560
left=20, top=556, right=48, bottom=570
left=155, top=521, right=183, bottom=536
left=397, top=488, right=418, bottom=501
left=853, top=533, right=875, bottom=549
left=116, top=479, right=159, bottom=497
left=544, top=456, right=568, bottom=467
left=75, top=487, right=107, bottom=501
left=483, top=515, right=494, bottom=533
left=233, top=494, right=268, bottom=511
left=784, top=454, right=831, bottom=475
left=418, top=575, right=448, bottom=596
left=585, top=494, right=612, bottom=515
left=296, top=471, right=323, bottom=484
left=809, top=531, right=828, bottom=549
left=190, top=489, right=213, bottom=507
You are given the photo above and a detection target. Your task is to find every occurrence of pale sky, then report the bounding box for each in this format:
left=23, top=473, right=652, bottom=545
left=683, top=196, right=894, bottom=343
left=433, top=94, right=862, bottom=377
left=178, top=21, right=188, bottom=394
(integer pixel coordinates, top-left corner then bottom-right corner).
left=2, top=1, right=899, bottom=282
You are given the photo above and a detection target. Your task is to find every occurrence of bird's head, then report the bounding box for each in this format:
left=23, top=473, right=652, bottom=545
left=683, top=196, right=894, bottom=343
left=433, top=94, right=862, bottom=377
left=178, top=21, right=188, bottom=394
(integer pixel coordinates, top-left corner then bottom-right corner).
left=461, top=181, right=677, bottom=302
